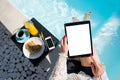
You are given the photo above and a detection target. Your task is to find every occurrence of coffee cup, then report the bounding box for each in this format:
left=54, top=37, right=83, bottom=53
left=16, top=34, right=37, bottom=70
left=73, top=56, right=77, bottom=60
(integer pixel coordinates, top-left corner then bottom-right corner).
left=16, top=29, right=30, bottom=43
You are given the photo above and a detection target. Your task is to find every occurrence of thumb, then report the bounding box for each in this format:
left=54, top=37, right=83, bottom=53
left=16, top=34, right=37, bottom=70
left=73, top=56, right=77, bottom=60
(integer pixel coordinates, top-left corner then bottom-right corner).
left=90, top=62, right=97, bottom=75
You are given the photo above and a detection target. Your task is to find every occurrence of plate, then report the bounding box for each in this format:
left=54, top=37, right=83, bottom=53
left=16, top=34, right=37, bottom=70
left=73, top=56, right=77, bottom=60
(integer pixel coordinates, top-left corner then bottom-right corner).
left=23, top=37, right=45, bottom=59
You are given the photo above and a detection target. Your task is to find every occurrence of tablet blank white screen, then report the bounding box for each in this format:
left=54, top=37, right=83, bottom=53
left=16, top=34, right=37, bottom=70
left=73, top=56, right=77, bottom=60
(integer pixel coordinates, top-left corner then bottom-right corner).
left=66, top=24, right=92, bottom=56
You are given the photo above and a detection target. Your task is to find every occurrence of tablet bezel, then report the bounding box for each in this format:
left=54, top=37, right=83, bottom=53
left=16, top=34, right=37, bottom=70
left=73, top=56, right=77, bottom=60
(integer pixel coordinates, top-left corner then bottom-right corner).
left=64, top=21, right=93, bottom=58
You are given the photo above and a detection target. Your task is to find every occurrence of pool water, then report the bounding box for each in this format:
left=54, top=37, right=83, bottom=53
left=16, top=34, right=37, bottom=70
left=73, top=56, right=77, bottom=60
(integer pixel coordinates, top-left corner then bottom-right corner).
left=10, top=0, right=120, bottom=80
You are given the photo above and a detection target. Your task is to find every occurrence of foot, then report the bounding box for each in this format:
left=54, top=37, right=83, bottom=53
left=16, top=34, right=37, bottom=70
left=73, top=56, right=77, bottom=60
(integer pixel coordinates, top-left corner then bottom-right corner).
left=84, top=12, right=92, bottom=21
left=72, top=17, right=79, bottom=22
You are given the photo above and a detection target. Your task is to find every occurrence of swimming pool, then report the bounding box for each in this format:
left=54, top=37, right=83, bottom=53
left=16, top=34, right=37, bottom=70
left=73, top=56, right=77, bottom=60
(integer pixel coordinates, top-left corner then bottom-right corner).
left=10, top=0, right=120, bottom=80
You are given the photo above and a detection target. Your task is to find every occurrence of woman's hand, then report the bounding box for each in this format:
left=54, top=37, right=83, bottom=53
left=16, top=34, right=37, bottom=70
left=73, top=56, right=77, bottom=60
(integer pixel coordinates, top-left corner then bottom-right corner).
left=90, top=56, right=105, bottom=77
left=61, top=35, right=68, bottom=55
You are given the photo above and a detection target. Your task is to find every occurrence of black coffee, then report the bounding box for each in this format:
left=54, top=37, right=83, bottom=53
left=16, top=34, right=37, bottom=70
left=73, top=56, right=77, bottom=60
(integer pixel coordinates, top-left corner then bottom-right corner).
left=18, top=31, right=24, bottom=37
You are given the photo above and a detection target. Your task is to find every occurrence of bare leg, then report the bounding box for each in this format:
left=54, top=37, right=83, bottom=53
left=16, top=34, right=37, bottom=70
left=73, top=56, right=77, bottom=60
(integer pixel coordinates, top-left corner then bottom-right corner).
left=72, top=17, right=80, bottom=22
left=84, top=12, right=92, bottom=21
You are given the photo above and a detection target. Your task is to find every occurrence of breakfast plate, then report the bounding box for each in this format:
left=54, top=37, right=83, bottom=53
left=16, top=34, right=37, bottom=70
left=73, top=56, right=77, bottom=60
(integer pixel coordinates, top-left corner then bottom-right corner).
left=23, top=37, right=45, bottom=59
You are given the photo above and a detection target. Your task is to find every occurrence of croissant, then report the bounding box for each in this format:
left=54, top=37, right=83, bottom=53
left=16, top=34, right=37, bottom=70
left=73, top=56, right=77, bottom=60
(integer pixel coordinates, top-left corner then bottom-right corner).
left=25, top=41, right=41, bottom=53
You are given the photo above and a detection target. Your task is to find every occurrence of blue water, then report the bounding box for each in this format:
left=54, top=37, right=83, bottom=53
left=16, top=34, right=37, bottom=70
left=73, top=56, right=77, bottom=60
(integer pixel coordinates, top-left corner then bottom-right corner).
left=10, top=0, right=120, bottom=80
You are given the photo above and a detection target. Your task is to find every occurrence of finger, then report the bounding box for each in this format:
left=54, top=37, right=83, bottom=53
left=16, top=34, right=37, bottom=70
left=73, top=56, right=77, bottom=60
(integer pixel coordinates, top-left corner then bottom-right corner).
left=91, top=62, right=95, bottom=70
left=61, top=35, right=66, bottom=45
left=63, top=35, right=67, bottom=45
left=64, top=36, right=67, bottom=45
left=91, top=56, right=100, bottom=67
left=61, top=39, right=63, bottom=46
left=90, top=57, right=100, bottom=71
left=63, top=35, right=66, bottom=39
left=90, top=62, right=96, bottom=74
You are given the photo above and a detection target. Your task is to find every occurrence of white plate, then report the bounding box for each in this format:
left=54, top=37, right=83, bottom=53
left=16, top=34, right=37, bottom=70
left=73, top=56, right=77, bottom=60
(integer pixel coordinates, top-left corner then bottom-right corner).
left=23, top=37, right=45, bottom=59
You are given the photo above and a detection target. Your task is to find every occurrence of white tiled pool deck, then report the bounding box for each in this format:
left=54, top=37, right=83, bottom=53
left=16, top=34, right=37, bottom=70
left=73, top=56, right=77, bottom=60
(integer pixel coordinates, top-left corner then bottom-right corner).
left=0, top=0, right=30, bottom=34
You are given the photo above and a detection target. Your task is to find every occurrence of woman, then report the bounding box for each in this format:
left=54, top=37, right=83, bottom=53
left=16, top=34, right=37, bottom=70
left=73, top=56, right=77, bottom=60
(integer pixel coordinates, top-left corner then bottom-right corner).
left=49, top=36, right=108, bottom=80
left=71, top=12, right=101, bottom=72
left=70, top=12, right=101, bottom=76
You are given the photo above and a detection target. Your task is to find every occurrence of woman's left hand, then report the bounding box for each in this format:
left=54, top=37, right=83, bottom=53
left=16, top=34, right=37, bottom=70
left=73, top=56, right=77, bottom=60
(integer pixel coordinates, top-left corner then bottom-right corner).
left=60, top=35, right=68, bottom=56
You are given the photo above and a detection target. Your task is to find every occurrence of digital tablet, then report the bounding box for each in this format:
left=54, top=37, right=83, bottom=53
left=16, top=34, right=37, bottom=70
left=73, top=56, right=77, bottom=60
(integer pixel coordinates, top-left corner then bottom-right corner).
left=64, top=21, right=93, bottom=57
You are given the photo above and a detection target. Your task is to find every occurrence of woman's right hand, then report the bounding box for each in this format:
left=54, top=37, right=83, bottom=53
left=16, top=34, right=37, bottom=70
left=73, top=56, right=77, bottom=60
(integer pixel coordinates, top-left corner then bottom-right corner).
left=60, top=35, right=68, bottom=56
left=90, top=56, right=105, bottom=78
